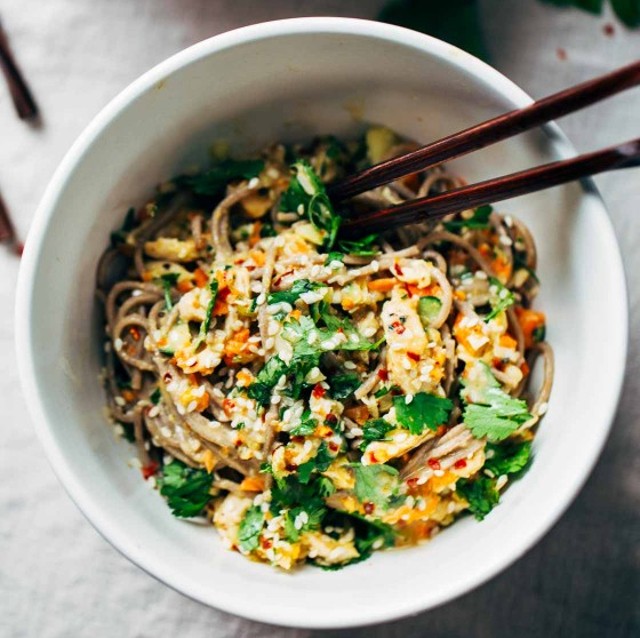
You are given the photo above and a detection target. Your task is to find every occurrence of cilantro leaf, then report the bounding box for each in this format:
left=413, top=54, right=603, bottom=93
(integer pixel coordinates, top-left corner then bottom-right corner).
left=150, top=388, right=161, bottom=405
left=360, top=418, right=395, bottom=451
left=238, top=505, right=265, bottom=552
left=182, top=159, right=264, bottom=197
left=289, top=410, right=317, bottom=436
left=297, top=442, right=334, bottom=484
left=156, top=460, right=213, bottom=518
left=352, top=463, right=400, bottom=510
left=443, top=205, right=492, bottom=232
left=280, top=160, right=340, bottom=248
left=456, top=476, right=500, bottom=520
left=393, top=392, right=453, bottom=435
left=484, top=277, right=515, bottom=322
left=328, top=373, right=361, bottom=400
left=611, top=0, right=640, bottom=26
left=247, top=356, right=288, bottom=406
left=336, top=233, right=380, bottom=257
left=485, top=440, right=532, bottom=476
left=462, top=386, right=531, bottom=443
left=267, top=279, right=325, bottom=306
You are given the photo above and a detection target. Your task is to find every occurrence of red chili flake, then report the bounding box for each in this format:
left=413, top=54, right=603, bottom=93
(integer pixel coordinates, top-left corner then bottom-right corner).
left=260, top=537, right=273, bottom=550
left=14, top=242, right=24, bottom=257
left=129, top=326, right=141, bottom=341
left=162, top=372, right=172, bottom=383
left=454, top=459, right=467, bottom=470
left=556, top=47, right=567, bottom=61
left=285, top=463, right=298, bottom=472
left=393, top=263, right=403, bottom=276
left=328, top=441, right=340, bottom=452
left=234, top=439, right=242, bottom=448
left=368, top=452, right=379, bottom=464
left=406, top=477, right=419, bottom=489
left=218, top=287, right=231, bottom=302
left=427, top=458, right=441, bottom=470
left=391, top=321, right=405, bottom=335
left=406, top=351, right=420, bottom=362
left=363, top=502, right=375, bottom=515
left=377, top=368, right=389, bottom=381
left=312, top=384, right=326, bottom=399
left=141, top=461, right=159, bottom=480
left=291, top=435, right=305, bottom=444
left=325, top=414, right=338, bottom=425
left=603, top=23, right=615, bottom=37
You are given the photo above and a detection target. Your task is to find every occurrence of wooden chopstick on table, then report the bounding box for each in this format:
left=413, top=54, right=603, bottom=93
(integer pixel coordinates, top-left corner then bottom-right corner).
left=332, top=60, right=640, bottom=236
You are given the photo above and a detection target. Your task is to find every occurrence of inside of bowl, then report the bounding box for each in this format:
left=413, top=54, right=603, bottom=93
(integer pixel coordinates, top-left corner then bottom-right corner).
left=23, top=23, right=626, bottom=627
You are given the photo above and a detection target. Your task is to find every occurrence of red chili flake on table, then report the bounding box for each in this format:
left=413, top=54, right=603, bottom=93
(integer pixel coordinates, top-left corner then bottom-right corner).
left=406, top=351, right=420, bottom=362
left=454, top=459, right=467, bottom=469
left=363, top=502, right=375, bottom=515
left=556, top=47, right=567, bottom=61
left=603, top=23, right=615, bottom=37
left=377, top=368, right=389, bottom=381
left=427, top=458, right=441, bottom=470
left=312, top=384, right=326, bottom=399
left=391, top=321, right=405, bottom=335
left=141, top=461, right=159, bottom=480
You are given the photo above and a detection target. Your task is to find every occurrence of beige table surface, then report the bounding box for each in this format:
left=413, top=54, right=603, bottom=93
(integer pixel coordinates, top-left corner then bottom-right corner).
left=1, top=1, right=638, bottom=636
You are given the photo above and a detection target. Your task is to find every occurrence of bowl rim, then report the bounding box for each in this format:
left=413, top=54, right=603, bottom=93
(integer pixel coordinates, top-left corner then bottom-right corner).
left=15, top=16, right=628, bottom=629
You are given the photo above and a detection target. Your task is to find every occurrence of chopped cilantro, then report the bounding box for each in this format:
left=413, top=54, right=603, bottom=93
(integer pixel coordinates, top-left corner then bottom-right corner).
left=324, top=251, right=344, bottom=265
left=393, top=392, right=453, bottom=435
left=297, top=442, right=334, bottom=484
left=150, top=388, right=161, bottom=405
left=328, top=373, right=361, bottom=400
left=280, top=160, right=341, bottom=249
left=156, top=460, right=213, bottom=518
left=237, top=505, right=265, bottom=552
left=360, top=418, right=395, bottom=450
left=456, top=476, right=500, bottom=520
left=181, top=158, right=264, bottom=197
left=289, top=410, right=318, bottom=436
left=485, top=440, right=532, bottom=477
left=260, top=223, right=277, bottom=238
left=533, top=325, right=546, bottom=343
left=352, top=463, right=401, bottom=510
left=462, top=385, right=531, bottom=443
left=267, top=279, right=325, bottom=306
left=443, top=205, right=492, bottom=232
left=336, top=233, right=380, bottom=257
left=247, top=356, right=288, bottom=406
left=484, top=277, right=515, bottom=322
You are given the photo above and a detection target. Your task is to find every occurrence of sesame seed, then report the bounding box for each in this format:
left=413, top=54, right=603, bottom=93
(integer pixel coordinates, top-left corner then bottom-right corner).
left=114, top=338, right=123, bottom=351
left=248, top=177, right=260, bottom=189
left=344, top=361, right=356, bottom=370
left=405, top=393, right=414, bottom=405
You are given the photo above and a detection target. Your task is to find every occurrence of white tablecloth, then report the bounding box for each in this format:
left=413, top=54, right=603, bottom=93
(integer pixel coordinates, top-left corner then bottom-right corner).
left=1, top=2, right=638, bottom=636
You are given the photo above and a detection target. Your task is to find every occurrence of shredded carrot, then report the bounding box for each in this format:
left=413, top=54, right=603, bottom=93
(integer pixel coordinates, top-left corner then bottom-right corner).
left=249, top=222, right=262, bottom=248
left=290, top=309, right=302, bottom=320
left=499, top=334, right=518, bottom=350
left=454, top=289, right=466, bottom=301
left=240, top=475, right=266, bottom=492
left=177, top=279, right=194, bottom=294
left=193, top=268, right=208, bottom=288
left=121, top=389, right=137, bottom=403
left=515, top=307, right=546, bottom=349
left=367, top=278, right=396, bottom=293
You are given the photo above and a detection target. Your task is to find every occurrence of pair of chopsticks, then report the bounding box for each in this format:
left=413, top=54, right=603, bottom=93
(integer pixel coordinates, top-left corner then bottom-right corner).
left=331, top=61, right=640, bottom=235
left=0, top=17, right=38, bottom=254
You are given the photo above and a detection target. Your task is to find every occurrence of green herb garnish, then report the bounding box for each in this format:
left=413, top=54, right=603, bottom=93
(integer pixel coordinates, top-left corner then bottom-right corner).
left=238, top=505, right=265, bottom=552
left=156, top=460, right=213, bottom=518
left=393, top=392, right=453, bottom=435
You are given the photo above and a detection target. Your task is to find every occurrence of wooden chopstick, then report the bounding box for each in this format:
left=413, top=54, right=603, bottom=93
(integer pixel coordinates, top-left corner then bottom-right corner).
left=0, top=17, right=38, bottom=121
left=329, top=60, right=640, bottom=202
left=0, top=188, right=16, bottom=245
left=339, top=138, right=640, bottom=235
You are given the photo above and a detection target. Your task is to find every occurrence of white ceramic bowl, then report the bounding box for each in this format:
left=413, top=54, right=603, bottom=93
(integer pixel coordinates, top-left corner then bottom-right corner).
left=16, top=18, right=627, bottom=628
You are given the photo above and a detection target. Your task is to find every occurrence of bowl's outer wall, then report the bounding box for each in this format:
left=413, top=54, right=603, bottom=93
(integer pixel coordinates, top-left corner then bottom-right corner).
left=16, top=19, right=627, bottom=629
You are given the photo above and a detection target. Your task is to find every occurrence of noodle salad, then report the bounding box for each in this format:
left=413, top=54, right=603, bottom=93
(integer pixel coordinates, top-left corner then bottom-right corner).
left=98, top=128, right=553, bottom=570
